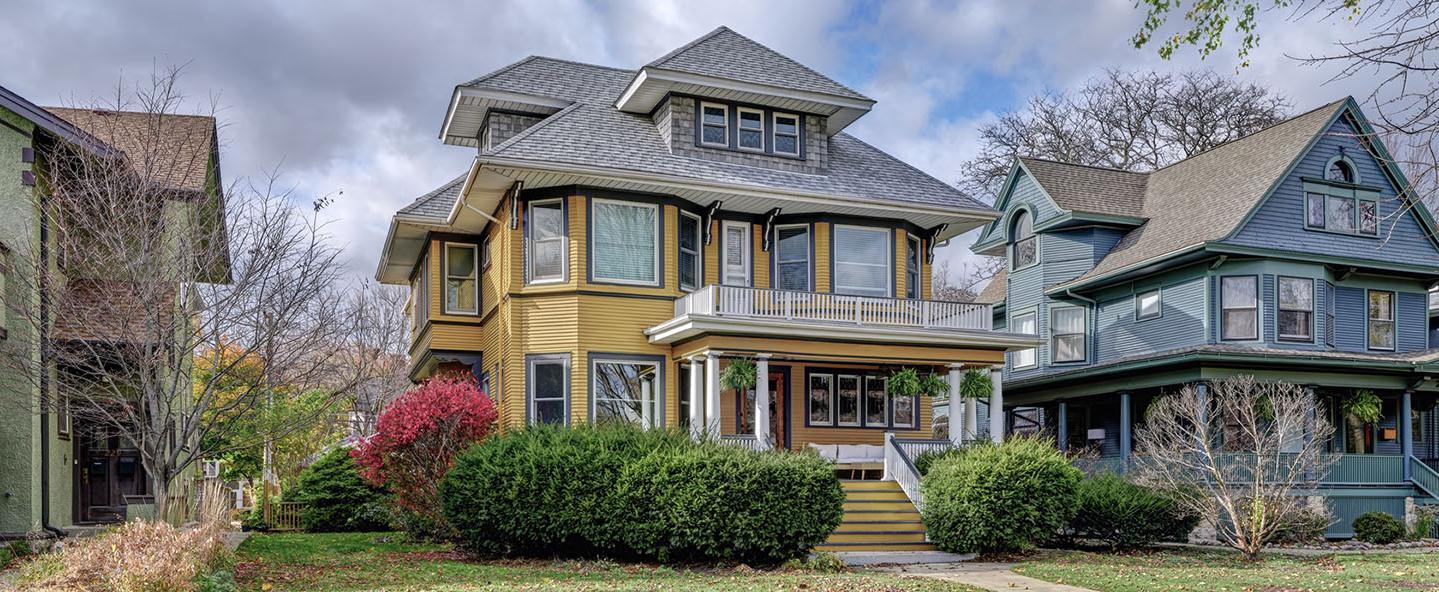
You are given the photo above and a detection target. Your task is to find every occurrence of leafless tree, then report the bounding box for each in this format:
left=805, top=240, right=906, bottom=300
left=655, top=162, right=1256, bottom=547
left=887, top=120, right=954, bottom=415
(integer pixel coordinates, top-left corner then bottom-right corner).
left=930, top=258, right=1005, bottom=302
left=344, top=282, right=413, bottom=437
left=0, top=66, right=392, bottom=521
left=959, top=69, right=1289, bottom=199
left=1134, top=376, right=1336, bottom=560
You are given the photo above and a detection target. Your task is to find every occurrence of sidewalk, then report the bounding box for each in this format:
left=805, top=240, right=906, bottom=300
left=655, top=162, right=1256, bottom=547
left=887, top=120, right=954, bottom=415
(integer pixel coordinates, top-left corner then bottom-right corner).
left=877, top=561, right=1099, bottom=592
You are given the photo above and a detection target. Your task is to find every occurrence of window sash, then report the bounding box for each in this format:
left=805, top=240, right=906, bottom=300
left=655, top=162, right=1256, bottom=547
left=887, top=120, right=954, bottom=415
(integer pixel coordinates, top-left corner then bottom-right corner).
left=836, top=375, right=861, bottom=426
left=1277, top=277, right=1314, bottom=341
left=1136, top=289, right=1161, bottom=320
left=775, top=224, right=810, bottom=291
left=591, top=360, right=661, bottom=428
left=700, top=102, right=728, bottom=147
left=678, top=212, right=702, bottom=292
left=772, top=112, right=800, bottom=155
left=892, top=392, right=916, bottom=429
left=1221, top=276, right=1258, bottom=341
left=737, top=107, right=764, bottom=151
left=591, top=199, right=659, bottom=285
left=833, top=225, right=891, bottom=297
left=528, top=357, right=569, bottom=426
left=1050, top=307, right=1086, bottom=363
left=1368, top=290, right=1396, bottom=350
left=1012, top=311, right=1037, bottom=368
left=808, top=373, right=834, bottom=426
left=722, top=221, right=750, bottom=286
left=863, top=376, right=888, bottom=426
left=527, top=200, right=566, bottom=283
left=1307, top=192, right=1378, bottom=236
left=1011, top=236, right=1037, bottom=269
left=444, top=243, right=479, bottom=315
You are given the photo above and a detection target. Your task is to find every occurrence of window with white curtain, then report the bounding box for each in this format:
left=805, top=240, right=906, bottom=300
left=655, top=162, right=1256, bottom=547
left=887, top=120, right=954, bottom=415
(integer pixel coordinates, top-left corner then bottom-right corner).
left=833, top=225, right=891, bottom=297
left=591, top=358, right=661, bottom=428
left=722, top=221, right=750, bottom=286
left=678, top=211, right=702, bottom=292
left=1050, top=306, right=1087, bottom=363
left=591, top=199, right=659, bottom=285
left=527, top=199, right=565, bottom=283
left=775, top=224, right=810, bottom=291
left=1012, top=310, right=1037, bottom=368
left=1278, top=277, right=1314, bottom=342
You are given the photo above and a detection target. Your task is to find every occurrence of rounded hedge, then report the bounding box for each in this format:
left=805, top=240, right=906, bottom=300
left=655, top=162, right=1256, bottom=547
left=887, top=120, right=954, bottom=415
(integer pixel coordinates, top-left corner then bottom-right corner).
left=1067, top=473, right=1198, bottom=548
left=441, top=425, right=842, bottom=564
left=1352, top=511, right=1404, bottom=544
left=289, top=447, right=389, bottom=532
left=920, top=436, right=1082, bottom=553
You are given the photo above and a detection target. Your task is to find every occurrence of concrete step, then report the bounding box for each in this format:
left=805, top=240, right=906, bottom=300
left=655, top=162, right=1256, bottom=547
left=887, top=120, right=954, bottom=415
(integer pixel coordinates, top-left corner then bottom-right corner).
left=814, top=540, right=938, bottom=552
left=826, top=531, right=928, bottom=544
left=834, top=520, right=926, bottom=533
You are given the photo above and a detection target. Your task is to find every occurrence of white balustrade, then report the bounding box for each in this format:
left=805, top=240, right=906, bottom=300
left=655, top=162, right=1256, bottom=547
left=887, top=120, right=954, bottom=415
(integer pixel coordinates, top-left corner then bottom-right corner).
left=674, top=285, right=993, bottom=331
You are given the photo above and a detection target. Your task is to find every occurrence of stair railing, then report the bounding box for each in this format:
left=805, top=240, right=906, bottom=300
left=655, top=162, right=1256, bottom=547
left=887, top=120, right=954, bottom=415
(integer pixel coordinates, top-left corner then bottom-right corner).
left=1411, top=455, right=1439, bottom=501
left=883, top=433, right=951, bottom=513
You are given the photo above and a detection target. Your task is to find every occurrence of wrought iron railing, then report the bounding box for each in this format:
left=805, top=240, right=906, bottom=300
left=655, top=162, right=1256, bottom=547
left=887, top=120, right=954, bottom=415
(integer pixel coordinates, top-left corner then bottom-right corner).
left=675, top=285, right=993, bottom=331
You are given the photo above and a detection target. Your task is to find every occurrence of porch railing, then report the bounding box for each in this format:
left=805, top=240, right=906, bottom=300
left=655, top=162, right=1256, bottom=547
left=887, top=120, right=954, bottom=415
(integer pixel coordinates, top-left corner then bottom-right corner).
left=884, top=435, right=952, bottom=512
left=1325, top=454, right=1406, bottom=484
left=719, top=434, right=766, bottom=452
left=675, top=285, right=993, bottom=331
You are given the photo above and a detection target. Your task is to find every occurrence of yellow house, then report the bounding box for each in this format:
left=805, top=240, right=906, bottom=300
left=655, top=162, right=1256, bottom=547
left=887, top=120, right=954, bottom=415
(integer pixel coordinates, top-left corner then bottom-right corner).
left=377, top=27, right=1035, bottom=456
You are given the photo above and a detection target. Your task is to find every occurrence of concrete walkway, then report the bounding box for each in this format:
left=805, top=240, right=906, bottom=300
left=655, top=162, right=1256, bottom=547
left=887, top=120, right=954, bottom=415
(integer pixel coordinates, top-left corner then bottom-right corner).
left=877, top=562, right=1098, bottom=592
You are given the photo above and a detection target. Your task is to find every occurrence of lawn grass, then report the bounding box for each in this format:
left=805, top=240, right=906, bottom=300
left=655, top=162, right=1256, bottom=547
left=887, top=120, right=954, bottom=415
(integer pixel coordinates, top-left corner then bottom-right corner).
left=235, top=532, right=981, bottom=591
left=1014, top=548, right=1439, bottom=592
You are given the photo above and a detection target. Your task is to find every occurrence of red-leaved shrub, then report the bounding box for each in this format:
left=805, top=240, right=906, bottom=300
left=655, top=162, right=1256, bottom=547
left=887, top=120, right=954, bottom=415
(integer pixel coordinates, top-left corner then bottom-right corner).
left=353, top=377, right=497, bottom=537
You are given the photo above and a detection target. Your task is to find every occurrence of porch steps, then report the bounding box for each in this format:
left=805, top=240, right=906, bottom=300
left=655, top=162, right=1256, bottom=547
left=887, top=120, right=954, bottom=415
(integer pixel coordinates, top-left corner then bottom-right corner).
left=816, top=480, right=936, bottom=553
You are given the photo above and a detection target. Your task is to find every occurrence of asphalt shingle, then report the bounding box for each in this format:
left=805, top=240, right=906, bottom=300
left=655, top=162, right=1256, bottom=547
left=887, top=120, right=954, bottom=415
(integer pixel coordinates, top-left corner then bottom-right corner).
left=643, top=26, right=870, bottom=101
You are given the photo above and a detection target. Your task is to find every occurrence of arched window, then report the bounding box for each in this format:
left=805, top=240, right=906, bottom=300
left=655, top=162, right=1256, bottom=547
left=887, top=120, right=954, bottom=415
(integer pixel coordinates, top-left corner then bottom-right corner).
left=1327, top=159, right=1354, bottom=183
left=1009, top=210, right=1036, bottom=269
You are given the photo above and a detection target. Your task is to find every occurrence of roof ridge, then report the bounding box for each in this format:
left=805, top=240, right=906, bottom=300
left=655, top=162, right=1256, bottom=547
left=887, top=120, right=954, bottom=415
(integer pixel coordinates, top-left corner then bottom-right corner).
left=46, top=106, right=217, bottom=121
left=1150, top=97, right=1347, bottom=174
left=645, top=26, right=731, bottom=68
left=462, top=55, right=634, bottom=88
left=461, top=55, right=543, bottom=87
left=646, top=26, right=867, bottom=100
left=487, top=102, right=584, bottom=155
left=1018, top=156, right=1149, bottom=176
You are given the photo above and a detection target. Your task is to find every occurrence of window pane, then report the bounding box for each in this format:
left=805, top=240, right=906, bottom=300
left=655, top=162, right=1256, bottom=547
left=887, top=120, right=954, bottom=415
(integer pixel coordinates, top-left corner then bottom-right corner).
left=864, top=376, right=887, bottom=425
left=809, top=374, right=832, bottom=425
left=893, top=395, right=915, bottom=428
left=532, top=240, right=564, bottom=280
left=1327, top=196, right=1356, bottom=232
left=1053, top=307, right=1085, bottom=333
left=534, top=362, right=564, bottom=397
left=837, top=376, right=860, bottom=424
left=1370, top=321, right=1395, bottom=349
left=447, top=279, right=476, bottom=312
left=724, top=224, right=748, bottom=285
left=679, top=215, right=698, bottom=251
left=534, top=400, right=565, bottom=425
left=1222, top=310, right=1257, bottom=340
left=593, top=361, right=659, bottom=428
left=1360, top=201, right=1377, bottom=235
left=1054, top=334, right=1085, bottom=362
left=1279, top=311, right=1312, bottom=339
left=739, top=129, right=763, bottom=149
left=1013, top=236, right=1036, bottom=268
left=1278, top=277, right=1313, bottom=310
left=833, top=226, right=890, bottom=296
left=702, top=125, right=726, bottom=145
left=1137, top=290, right=1161, bottom=318
left=702, top=105, right=726, bottom=126
left=739, top=110, right=762, bottom=129
left=774, top=115, right=798, bottom=135
left=777, top=226, right=809, bottom=291
left=679, top=215, right=699, bottom=290
left=1307, top=194, right=1326, bottom=228
left=592, top=201, right=657, bottom=283
left=1222, top=276, right=1257, bottom=308
left=1014, top=312, right=1036, bottom=334
left=447, top=246, right=475, bottom=277
left=1369, top=291, right=1393, bottom=320
left=531, top=202, right=564, bottom=239
left=774, top=135, right=797, bottom=154
left=1327, top=160, right=1353, bottom=182
left=1015, top=348, right=1036, bottom=368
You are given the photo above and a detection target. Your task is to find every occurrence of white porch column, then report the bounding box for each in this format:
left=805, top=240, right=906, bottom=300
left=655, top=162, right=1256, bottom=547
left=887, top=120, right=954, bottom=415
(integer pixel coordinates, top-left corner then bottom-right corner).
left=687, top=356, right=705, bottom=439
left=964, top=394, right=979, bottom=442
left=947, top=364, right=964, bottom=445
left=989, top=367, right=1004, bottom=443
left=705, top=351, right=723, bottom=438
left=754, top=354, right=771, bottom=449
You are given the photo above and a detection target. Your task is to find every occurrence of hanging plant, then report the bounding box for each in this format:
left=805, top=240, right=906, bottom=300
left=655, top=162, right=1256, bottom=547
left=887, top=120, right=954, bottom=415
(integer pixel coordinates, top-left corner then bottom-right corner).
left=1344, top=390, right=1383, bottom=424
left=889, top=367, right=923, bottom=397
left=960, top=368, right=992, bottom=400
left=720, top=357, right=757, bottom=392
left=919, top=372, right=951, bottom=398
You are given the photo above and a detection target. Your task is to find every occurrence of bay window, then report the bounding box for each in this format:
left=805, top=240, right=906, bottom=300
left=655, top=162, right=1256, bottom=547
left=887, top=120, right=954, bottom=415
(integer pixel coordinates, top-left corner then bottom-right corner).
left=833, top=225, right=891, bottom=297
left=808, top=373, right=833, bottom=426
left=722, top=220, right=750, bottom=286
left=1221, top=276, right=1258, bottom=341
left=1011, top=310, right=1037, bottom=368
left=775, top=224, right=810, bottom=291
left=526, top=354, right=569, bottom=426
left=1368, top=290, right=1395, bottom=350
left=527, top=199, right=566, bottom=283
left=591, top=357, right=662, bottom=428
left=443, top=243, right=478, bottom=315
left=591, top=199, right=659, bottom=286
left=1050, top=306, right=1087, bottom=363
left=678, top=211, right=702, bottom=292
left=1277, top=276, right=1314, bottom=342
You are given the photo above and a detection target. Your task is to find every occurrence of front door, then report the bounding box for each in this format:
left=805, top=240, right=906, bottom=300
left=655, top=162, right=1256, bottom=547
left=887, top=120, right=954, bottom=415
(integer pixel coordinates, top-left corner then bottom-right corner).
left=77, top=427, right=146, bottom=523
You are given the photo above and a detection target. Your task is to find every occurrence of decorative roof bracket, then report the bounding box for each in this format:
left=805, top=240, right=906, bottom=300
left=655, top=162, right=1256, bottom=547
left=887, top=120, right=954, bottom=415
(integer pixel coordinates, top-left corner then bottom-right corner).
left=703, top=200, right=723, bottom=245
left=761, top=208, right=782, bottom=252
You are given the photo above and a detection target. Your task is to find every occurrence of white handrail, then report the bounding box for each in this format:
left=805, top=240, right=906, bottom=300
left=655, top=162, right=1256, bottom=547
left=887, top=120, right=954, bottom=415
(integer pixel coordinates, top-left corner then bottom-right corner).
left=675, top=285, right=992, bottom=331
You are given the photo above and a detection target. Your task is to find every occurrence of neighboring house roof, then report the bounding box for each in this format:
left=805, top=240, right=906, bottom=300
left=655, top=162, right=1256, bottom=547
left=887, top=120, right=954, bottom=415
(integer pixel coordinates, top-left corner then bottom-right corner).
left=976, top=268, right=1006, bottom=304
left=398, top=173, right=467, bottom=220
left=642, top=26, right=869, bottom=102
left=0, top=84, right=118, bottom=157
left=52, top=279, right=176, bottom=344
left=47, top=107, right=218, bottom=194
left=1016, top=157, right=1148, bottom=219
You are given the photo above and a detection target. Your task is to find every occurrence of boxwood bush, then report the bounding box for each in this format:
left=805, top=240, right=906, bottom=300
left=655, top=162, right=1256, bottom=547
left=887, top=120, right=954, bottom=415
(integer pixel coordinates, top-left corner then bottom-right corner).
left=920, top=435, right=1082, bottom=553
left=1353, top=511, right=1404, bottom=544
left=441, top=425, right=842, bottom=564
left=290, top=447, right=389, bottom=532
left=1065, top=473, right=1199, bottom=548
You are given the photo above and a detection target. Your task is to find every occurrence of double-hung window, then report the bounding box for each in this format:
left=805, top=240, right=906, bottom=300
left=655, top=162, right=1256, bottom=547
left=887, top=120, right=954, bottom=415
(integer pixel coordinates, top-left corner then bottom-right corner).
left=527, top=354, right=569, bottom=426
left=892, top=389, right=916, bottom=429
left=721, top=220, right=751, bottom=286
left=833, top=225, right=891, bottom=297
left=591, top=199, right=659, bottom=286
left=409, top=252, right=429, bottom=330
left=808, top=373, right=834, bottom=426
left=1368, top=290, right=1396, bottom=350
left=1277, top=277, right=1314, bottom=342
left=772, top=113, right=800, bottom=156
left=1050, top=306, right=1087, bottom=363
left=863, top=376, right=888, bottom=426
left=527, top=199, right=566, bottom=283
left=1136, top=289, right=1161, bottom=320
left=1011, top=310, right=1037, bottom=368
left=836, top=375, right=861, bottom=426
left=700, top=102, right=728, bottom=147
left=1221, top=276, right=1259, bottom=341
left=737, top=107, right=764, bottom=151
left=775, top=224, right=810, bottom=291
left=591, top=357, right=661, bottom=428
left=678, top=211, right=702, bottom=292
left=905, top=235, right=921, bottom=299
left=1306, top=192, right=1378, bottom=236
left=444, top=243, right=479, bottom=315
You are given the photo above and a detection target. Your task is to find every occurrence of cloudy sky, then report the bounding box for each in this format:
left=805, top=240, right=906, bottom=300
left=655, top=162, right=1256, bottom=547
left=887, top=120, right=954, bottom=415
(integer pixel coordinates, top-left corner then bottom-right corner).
left=0, top=0, right=1379, bottom=282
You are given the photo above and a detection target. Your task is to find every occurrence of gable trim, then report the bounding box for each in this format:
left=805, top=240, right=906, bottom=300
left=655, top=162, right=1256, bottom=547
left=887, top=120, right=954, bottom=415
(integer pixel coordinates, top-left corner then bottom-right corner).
left=973, top=159, right=1070, bottom=253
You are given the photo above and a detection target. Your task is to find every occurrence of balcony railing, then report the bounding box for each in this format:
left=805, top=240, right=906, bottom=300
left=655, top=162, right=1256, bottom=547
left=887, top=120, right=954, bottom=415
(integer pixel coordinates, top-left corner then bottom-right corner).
left=675, top=285, right=993, bottom=331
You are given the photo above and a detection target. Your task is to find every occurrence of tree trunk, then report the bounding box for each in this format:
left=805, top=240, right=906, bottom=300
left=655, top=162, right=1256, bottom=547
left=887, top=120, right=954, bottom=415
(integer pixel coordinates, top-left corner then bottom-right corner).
left=152, top=469, right=171, bottom=524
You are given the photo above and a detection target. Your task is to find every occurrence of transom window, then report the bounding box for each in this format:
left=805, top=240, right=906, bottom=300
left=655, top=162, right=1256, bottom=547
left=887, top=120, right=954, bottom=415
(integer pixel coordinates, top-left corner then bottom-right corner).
left=527, top=199, right=566, bottom=283
left=905, top=235, right=922, bottom=299
left=1277, top=277, right=1314, bottom=342
left=833, top=225, right=891, bottom=297
left=444, top=243, right=479, bottom=315
left=1011, top=310, right=1037, bottom=369
left=527, top=354, right=569, bottom=426
left=1050, top=306, right=1087, bottom=363
left=737, top=107, right=764, bottom=151
left=1306, top=192, right=1378, bottom=236
left=678, top=211, right=702, bottom=292
left=808, top=371, right=915, bottom=429
left=1221, top=276, right=1259, bottom=341
left=773, top=113, right=800, bottom=156
left=775, top=224, right=811, bottom=291
left=1368, top=290, right=1395, bottom=350
left=591, top=358, right=661, bottom=428
left=700, top=102, right=728, bottom=147
left=591, top=199, right=659, bottom=286
left=722, top=221, right=751, bottom=286
left=1010, top=210, right=1036, bottom=269
left=1135, top=289, right=1161, bottom=321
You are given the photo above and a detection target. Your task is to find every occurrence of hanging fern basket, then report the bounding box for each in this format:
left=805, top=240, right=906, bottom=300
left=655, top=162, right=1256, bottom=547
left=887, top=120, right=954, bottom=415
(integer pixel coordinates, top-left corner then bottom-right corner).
left=720, top=357, right=757, bottom=392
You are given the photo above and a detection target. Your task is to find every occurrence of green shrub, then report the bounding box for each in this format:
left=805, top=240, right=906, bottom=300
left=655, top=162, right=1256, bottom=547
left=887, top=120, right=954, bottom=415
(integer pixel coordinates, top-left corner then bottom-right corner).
left=290, top=447, right=389, bottom=532
left=914, top=448, right=961, bottom=476
left=1352, top=511, right=1404, bottom=544
left=920, top=435, right=1082, bottom=553
left=1410, top=506, right=1437, bottom=541
left=1066, top=474, right=1198, bottom=548
left=442, top=424, right=842, bottom=564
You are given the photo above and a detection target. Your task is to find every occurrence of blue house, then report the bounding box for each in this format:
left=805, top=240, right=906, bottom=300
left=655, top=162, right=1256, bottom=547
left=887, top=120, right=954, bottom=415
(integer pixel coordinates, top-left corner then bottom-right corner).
left=972, top=97, right=1439, bottom=538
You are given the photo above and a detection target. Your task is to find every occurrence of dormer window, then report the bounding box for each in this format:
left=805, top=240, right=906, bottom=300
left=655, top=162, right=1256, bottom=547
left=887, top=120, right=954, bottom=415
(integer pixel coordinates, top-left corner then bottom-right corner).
left=1327, top=159, right=1354, bottom=183
left=1009, top=210, right=1036, bottom=270
left=737, top=108, right=764, bottom=151
left=773, top=113, right=800, bottom=156
left=700, top=102, right=728, bottom=147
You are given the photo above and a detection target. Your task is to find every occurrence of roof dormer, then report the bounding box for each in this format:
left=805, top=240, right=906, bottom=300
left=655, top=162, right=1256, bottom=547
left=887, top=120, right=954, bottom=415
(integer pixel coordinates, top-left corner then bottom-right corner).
left=615, top=27, right=874, bottom=135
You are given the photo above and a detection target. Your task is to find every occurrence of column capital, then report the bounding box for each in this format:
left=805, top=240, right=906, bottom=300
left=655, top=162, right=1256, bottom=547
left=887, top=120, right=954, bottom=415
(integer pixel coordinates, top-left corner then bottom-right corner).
left=686, top=354, right=706, bottom=362
left=706, top=350, right=724, bottom=359
left=755, top=353, right=772, bottom=360
left=947, top=363, right=966, bottom=369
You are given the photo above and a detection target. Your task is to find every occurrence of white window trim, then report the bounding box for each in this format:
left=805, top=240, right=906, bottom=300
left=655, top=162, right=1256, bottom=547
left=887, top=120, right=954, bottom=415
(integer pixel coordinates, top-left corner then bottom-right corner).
left=527, top=198, right=567, bottom=285
left=1277, top=276, right=1315, bottom=342
left=590, top=357, right=663, bottom=429
left=905, top=234, right=922, bottom=299
left=1049, top=305, right=1088, bottom=364
left=1220, top=275, right=1260, bottom=341
left=736, top=106, right=765, bottom=152
left=832, top=224, right=893, bottom=297
left=699, top=101, right=729, bottom=148
left=1011, top=309, right=1038, bottom=369
left=1135, top=288, right=1162, bottom=321
left=443, top=242, right=480, bottom=316
left=526, top=354, right=570, bottom=426
left=721, top=220, right=751, bottom=287
left=590, top=198, right=661, bottom=287
left=808, top=373, right=834, bottom=427
left=1008, top=210, right=1038, bottom=271
left=678, top=210, right=703, bottom=292
left=772, top=111, right=800, bottom=156
left=863, top=376, right=889, bottom=427
left=836, top=374, right=861, bottom=427
left=1367, top=289, right=1397, bottom=351
left=774, top=223, right=811, bottom=292
left=1305, top=192, right=1379, bottom=237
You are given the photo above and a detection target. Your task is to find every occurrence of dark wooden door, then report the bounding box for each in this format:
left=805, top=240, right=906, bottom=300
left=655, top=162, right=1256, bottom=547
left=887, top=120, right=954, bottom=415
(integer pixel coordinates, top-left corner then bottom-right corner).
left=78, top=429, right=145, bottom=523
left=768, top=372, right=787, bottom=450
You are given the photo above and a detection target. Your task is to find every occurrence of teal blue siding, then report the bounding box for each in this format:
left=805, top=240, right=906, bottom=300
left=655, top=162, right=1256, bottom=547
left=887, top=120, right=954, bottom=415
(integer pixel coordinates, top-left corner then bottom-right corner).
left=1399, top=291, right=1428, bottom=351
left=976, top=171, right=1065, bottom=246
left=1094, top=273, right=1207, bottom=363
left=1224, top=116, right=1439, bottom=268
left=1334, top=286, right=1366, bottom=352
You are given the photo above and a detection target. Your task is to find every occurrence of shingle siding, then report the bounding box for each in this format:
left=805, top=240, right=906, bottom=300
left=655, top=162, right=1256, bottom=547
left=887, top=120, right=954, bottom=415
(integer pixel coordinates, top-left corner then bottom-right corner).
left=665, top=96, right=829, bottom=174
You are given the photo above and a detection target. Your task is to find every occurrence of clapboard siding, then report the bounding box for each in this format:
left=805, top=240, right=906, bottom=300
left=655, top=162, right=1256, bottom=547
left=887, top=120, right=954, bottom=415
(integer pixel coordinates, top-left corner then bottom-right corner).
left=1334, top=286, right=1367, bottom=352
left=1225, top=116, right=1439, bottom=268
left=1399, top=291, right=1428, bottom=352
left=1095, top=273, right=1207, bottom=364
left=977, top=171, right=1065, bottom=246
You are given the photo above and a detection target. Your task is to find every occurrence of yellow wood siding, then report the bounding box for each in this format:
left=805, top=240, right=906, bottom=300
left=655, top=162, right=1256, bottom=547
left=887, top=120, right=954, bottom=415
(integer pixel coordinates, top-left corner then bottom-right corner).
left=893, top=230, right=907, bottom=298
left=704, top=218, right=720, bottom=287
left=751, top=222, right=769, bottom=289
left=814, top=222, right=831, bottom=292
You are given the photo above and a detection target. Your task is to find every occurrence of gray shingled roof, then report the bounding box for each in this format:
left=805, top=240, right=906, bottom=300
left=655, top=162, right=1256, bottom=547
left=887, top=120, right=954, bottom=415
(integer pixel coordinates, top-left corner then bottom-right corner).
left=398, top=173, right=467, bottom=219
left=446, top=53, right=983, bottom=213
left=976, top=267, right=1007, bottom=304
left=1018, top=157, right=1148, bottom=219
left=643, top=26, right=869, bottom=101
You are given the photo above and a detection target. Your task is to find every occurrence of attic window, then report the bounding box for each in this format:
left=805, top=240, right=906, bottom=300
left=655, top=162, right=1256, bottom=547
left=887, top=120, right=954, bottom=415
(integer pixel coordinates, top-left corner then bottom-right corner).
left=738, top=108, right=764, bottom=151
left=1009, top=210, right=1036, bottom=270
left=700, top=102, right=728, bottom=147
left=773, top=113, right=800, bottom=156
left=1327, top=159, right=1355, bottom=183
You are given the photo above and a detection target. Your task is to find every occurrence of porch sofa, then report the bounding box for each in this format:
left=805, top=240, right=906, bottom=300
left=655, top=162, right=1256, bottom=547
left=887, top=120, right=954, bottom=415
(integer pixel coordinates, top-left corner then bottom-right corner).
left=807, top=443, right=884, bottom=464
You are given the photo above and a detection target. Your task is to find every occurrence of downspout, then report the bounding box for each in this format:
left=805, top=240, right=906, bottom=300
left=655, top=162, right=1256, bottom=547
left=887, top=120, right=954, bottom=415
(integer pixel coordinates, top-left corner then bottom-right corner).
left=1063, top=288, right=1096, bottom=306
left=38, top=187, right=64, bottom=538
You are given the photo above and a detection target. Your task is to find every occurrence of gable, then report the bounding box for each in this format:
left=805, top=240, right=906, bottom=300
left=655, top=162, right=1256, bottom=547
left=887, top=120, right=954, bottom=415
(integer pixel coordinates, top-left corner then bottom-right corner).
left=1223, top=113, right=1439, bottom=268
left=974, top=168, right=1067, bottom=250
